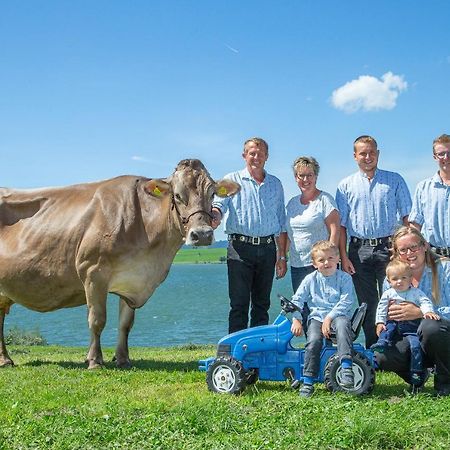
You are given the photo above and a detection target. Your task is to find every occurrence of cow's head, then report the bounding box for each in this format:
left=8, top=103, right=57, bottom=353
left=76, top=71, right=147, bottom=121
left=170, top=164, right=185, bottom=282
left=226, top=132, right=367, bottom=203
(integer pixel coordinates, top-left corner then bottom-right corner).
left=145, top=159, right=240, bottom=246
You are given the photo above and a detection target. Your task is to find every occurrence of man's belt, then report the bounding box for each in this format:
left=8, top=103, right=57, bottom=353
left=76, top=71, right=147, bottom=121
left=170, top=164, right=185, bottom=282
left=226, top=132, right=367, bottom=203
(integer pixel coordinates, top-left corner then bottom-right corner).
left=350, top=236, right=391, bottom=247
left=228, top=233, right=274, bottom=245
left=430, top=246, right=450, bottom=257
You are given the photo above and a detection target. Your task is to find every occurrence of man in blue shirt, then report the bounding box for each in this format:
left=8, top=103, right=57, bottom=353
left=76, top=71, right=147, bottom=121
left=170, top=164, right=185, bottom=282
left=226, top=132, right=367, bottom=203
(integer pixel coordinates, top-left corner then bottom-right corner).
left=409, top=134, right=450, bottom=256
left=336, top=135, right=412, bottom=347
left=212, top=137, right=287, bottom=333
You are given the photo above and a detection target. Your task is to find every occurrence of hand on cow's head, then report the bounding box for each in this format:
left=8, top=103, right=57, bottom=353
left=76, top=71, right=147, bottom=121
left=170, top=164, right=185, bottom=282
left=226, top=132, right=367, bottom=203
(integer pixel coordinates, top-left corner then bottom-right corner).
left=214, top=179, right=240, bottom=198
left=144, top=179, right=172, bottom=198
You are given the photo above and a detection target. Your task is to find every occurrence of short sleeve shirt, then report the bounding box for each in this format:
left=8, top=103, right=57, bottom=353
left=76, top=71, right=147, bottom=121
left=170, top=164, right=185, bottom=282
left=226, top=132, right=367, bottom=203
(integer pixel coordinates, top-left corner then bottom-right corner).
left=285, top=191, right=337, bottom=267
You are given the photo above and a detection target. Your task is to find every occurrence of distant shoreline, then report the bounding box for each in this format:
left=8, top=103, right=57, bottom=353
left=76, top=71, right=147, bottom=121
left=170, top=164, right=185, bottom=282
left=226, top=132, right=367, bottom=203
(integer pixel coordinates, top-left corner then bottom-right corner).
left=173, top=247, right=226, bottom=264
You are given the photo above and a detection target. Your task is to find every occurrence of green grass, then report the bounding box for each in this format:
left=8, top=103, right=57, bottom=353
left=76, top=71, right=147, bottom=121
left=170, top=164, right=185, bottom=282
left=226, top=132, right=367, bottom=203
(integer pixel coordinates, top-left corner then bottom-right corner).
left=1, top=346, right=449, bottom=449
left=174, top=248, right=226, bottom=264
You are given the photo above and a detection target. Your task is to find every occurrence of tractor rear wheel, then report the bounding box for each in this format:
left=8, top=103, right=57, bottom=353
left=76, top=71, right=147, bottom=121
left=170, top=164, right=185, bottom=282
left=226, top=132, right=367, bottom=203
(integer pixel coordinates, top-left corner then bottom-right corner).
left=324, top=352, right=375, bottom=395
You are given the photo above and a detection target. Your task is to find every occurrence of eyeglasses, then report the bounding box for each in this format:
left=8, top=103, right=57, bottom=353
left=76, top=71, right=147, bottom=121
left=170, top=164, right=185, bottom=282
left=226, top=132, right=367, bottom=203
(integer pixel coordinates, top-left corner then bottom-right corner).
left=296, top=173, right=315, bottom=180
left=434, top=151, right=450, bottom=160
left=397, top=243, right=423, bottom=255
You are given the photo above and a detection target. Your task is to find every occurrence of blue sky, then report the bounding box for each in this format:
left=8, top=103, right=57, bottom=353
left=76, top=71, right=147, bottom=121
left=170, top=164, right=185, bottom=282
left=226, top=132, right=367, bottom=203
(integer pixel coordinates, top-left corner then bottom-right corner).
left=1, top=1, right=449, bottom=241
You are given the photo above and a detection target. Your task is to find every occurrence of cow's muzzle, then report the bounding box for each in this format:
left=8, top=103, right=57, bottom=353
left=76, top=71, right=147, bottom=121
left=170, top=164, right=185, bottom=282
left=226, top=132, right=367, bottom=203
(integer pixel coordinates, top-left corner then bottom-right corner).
left=187, top=226, right=214, bottom=246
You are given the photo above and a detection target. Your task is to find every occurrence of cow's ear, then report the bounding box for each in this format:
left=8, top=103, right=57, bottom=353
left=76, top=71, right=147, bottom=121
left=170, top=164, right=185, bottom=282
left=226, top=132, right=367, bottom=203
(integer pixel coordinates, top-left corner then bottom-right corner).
left=215, top=179, right=241, bottom=198
left=144, top=179, right=172, bottom=198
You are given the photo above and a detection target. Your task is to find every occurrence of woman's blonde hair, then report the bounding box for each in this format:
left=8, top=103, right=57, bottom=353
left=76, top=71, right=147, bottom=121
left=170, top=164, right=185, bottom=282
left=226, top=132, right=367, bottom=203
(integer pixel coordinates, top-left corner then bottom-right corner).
left=391, top=226, right=442, bottom=304
left=292, top=156, right=320, bottom=177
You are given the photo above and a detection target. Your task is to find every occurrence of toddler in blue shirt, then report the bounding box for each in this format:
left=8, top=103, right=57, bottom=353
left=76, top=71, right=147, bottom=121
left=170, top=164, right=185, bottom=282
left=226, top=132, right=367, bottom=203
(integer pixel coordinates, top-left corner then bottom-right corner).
left=372, top=259, right=440, bottom=386
left=291, top=240, right=356, bottom=397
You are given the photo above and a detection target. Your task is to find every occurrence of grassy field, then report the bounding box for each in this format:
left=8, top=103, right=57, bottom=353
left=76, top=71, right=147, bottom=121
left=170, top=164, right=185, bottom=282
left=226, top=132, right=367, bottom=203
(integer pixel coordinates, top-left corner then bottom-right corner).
left=1, top=345, right=449, bottom=449
left=174, top=248, right=226, bottom=264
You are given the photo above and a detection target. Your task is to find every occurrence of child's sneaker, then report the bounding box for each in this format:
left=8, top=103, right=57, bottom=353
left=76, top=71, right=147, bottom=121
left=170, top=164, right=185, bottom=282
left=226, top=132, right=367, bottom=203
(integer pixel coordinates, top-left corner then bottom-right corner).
left=340, top=367, right=354, bottom=389
left=410, top=371, right=427, bottom=387
left=299, top=383, right=314, bottom=398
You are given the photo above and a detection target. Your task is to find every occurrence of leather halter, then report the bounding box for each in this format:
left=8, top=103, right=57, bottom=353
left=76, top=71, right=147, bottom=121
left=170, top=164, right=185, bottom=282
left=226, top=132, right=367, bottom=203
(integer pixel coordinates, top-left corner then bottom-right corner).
left=171, top=194, right=213, bottom=226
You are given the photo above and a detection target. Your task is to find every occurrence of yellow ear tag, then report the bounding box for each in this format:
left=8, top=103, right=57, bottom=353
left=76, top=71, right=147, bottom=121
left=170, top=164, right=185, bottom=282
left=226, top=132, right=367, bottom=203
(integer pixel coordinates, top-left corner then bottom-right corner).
left=218, top=186, right=228, bottom=196
left=153, top=187, right=162, bottom=196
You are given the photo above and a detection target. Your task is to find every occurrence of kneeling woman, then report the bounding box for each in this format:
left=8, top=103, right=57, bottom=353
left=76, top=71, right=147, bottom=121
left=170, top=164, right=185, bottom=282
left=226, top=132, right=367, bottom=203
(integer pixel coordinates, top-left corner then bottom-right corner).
left=376, top=226, right=450, bottom=396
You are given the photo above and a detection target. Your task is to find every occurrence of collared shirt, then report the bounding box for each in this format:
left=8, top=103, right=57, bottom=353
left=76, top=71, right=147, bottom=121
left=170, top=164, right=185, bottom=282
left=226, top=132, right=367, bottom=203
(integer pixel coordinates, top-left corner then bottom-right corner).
left=409, top=172, right=450, bottom=247
left=375, top=287, right=434, bottom=324
left=212, top=168, right=286, bottom=237
left=292, top=269, right=356, bottom=322
left=285, top=191, right=337, bottom=267
left=382, top=260, right=450, bottom=320
left=336, top=168, right=412, bottom=239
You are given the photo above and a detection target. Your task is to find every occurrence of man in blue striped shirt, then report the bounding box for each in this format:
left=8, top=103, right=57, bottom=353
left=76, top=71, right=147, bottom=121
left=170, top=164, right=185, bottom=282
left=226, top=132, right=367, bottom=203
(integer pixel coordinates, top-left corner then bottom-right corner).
left=212, top=137, right=287, bottom=333
left=336, top=135, right=412, bottom=347
left=409, top=134, right=450, bottom=256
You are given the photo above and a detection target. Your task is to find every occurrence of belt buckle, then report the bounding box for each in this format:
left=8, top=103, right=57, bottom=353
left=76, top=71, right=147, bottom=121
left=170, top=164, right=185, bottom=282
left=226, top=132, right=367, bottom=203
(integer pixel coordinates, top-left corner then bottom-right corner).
left=251, top=236, right=260, bottom=245
left=369, top=238, right=378, bottom=246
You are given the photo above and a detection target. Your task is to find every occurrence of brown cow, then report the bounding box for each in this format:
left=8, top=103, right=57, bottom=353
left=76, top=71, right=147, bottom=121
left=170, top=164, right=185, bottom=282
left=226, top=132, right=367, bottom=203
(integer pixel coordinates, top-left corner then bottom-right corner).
left=0, top=159, right=239, bottom=368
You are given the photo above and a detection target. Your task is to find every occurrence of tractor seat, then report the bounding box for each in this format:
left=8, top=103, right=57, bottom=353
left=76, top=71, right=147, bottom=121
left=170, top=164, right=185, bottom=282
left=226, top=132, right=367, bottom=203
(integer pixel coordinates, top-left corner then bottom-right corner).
left=327, top=303, right=367, bottom=345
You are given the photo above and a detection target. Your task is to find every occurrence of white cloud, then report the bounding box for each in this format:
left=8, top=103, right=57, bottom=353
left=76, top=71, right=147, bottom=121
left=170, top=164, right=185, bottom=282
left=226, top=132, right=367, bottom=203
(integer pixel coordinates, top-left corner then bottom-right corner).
left=132, top=155, right=151, bottom=162
left=331, top=72, right=407, bottom=113
left=225, top=44, right=239, bottom=53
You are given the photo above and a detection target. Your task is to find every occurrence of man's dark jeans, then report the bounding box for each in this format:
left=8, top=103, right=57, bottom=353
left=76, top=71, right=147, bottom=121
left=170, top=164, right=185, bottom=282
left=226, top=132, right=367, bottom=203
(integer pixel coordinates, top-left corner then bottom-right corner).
left=227, top=239, right=276, bottom=334
left=348, top=239, right=390, bottom=348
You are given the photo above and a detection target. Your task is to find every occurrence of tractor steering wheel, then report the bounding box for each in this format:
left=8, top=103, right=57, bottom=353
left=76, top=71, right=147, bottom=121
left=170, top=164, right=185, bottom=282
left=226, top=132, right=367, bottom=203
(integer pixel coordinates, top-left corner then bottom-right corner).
left=277, top=294, right=302, bottom=314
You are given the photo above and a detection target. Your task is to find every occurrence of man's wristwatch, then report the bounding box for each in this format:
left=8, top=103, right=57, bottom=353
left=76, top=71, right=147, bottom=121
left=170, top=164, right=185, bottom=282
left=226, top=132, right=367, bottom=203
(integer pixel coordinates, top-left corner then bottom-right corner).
left=278, top=256, right=287, bottom=261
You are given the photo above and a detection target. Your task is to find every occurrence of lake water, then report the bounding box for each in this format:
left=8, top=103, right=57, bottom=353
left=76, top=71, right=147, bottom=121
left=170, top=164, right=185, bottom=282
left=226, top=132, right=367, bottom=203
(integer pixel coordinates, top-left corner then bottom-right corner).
left=5, top=264, right=296, bottom=348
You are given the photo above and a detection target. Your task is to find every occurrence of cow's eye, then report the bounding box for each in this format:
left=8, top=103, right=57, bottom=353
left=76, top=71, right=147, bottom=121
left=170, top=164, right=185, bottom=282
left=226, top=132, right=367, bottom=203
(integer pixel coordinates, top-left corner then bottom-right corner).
left=175, top=193, right=185, bottom=204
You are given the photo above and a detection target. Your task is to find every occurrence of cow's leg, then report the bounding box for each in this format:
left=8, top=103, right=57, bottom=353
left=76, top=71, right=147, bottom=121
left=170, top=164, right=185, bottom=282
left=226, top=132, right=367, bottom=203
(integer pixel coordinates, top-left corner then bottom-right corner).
left=114, top=297, right=135, bottom=369
left=84, top=276, right=108, bottom=369
left=0, top=304, right=14, bottom=367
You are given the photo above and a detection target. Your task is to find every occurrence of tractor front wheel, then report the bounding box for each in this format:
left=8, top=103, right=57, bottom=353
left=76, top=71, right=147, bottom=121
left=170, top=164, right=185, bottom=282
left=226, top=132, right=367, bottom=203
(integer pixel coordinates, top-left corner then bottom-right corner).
left=206, top=357, right=247, bottom=394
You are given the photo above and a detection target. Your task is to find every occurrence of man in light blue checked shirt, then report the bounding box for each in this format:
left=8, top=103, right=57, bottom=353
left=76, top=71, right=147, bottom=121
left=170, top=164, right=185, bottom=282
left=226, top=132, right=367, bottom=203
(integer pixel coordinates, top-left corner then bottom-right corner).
left=336, top=135, right=412, bottom=347
left=212, top=137, right=287, bottom=334
left=409, top=134, right=450, bottom=256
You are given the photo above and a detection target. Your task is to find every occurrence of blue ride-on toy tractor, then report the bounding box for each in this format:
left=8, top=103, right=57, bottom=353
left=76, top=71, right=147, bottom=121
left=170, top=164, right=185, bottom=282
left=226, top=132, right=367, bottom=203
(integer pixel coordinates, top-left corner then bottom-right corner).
left=199, top=295, right=376, bottom=395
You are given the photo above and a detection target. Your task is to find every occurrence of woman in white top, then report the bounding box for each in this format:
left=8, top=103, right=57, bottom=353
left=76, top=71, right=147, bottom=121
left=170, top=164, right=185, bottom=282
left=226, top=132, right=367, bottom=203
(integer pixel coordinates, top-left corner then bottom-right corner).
left=285, top=156, right=340, bottom=292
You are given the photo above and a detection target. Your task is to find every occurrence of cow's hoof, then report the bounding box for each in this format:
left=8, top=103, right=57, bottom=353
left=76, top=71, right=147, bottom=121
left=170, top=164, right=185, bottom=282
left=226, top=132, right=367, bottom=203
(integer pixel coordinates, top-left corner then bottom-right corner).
left=116, top=359, right=132, bottom=369
left=87, top=360, right=104, bottom=370
left=0, top=357, right=14, bottom=368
